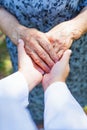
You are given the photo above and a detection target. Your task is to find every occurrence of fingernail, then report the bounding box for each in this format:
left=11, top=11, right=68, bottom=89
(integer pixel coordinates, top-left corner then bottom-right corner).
left=54, top=57, right=59, bottom=62
left=69, top=50, right=72, bottom=55
left=18, top=39, right=24, bottom=45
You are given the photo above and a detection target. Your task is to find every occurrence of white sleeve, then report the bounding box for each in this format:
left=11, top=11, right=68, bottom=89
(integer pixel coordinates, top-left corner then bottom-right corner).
left=0, top=71, right=29, bottom=107
left=44, top=82, right=87, bottom=130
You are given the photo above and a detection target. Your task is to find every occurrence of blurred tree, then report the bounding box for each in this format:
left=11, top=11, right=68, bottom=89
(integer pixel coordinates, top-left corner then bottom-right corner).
left=0, top=31, right=12, bottom=79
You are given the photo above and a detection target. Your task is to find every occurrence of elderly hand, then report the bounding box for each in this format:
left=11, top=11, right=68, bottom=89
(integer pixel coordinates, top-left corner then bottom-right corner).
left=42, top=50, right=72, bottom=91
left=19, top=27, right=59, bottom=73
left=46, top=20, right=83, bottom=59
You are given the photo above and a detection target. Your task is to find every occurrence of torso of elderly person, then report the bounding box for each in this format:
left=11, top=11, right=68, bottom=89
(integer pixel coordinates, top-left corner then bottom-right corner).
left=0, top=0, right=87, bottom=124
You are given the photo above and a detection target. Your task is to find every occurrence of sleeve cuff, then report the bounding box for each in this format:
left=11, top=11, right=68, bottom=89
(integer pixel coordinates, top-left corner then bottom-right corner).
left=45, top=82, right=68, bottom=96
left=45, top=82, right=71, bottom=107
left=0, top=71, right=29, bottom=107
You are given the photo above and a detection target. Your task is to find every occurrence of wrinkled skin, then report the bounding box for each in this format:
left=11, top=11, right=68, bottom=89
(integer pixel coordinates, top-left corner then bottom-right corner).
left=20, top=19, right=84, bottom=73
left=46, top=20, right=83, bottom=59
left=21, top=27, right=59, bottom=73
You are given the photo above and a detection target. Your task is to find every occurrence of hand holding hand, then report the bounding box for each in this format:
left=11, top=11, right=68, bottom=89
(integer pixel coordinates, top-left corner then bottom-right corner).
left=18, top=39, right=42, bottom=91
left=20, top=27, right=58, bottom=73
left=42, top=49, right=72, bottom=91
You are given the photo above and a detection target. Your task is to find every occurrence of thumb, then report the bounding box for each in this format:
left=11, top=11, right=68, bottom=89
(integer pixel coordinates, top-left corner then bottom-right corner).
left=18, top=39, right=26, bottom=59
left=60, top=49, right=72, bottom=64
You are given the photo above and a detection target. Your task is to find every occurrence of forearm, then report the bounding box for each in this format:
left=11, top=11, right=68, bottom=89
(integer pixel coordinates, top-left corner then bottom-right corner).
left=0, top=8, right=24, bottom=45
left=0, top=71, right=29, bottom=107
left=44, top=82, right=87, bottom=129
left=71, top=7, right=87, bottom=39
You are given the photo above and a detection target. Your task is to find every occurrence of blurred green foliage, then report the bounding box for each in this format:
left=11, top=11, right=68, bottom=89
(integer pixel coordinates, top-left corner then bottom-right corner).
left=83, top=106, right=87, bottom=115
left=0, top=31, right=12, bottom=79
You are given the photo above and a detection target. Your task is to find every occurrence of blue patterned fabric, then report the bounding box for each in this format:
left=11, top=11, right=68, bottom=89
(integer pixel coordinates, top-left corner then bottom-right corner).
left=0, top=0, right=87, bottom=124
left=0, top=0, right=87, bottom=71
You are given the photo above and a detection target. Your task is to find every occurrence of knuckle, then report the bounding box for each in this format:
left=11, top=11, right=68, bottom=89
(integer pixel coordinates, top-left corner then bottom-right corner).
left=25, top=35, right=30, bottom=41
left=29, top=50, right=33, bottom=56
left=39, top=51, right=47, bottom=59
left=48, top=46, right=51, bottom=52
left=43, top=54, right=47, bottom=59
left=49, top=61, right=54, bottom=68
left=35, top=58, right=41, bottom=64
left=45, top=43, right=51, bottom=51
left=25, top=35, right=34, bottom=44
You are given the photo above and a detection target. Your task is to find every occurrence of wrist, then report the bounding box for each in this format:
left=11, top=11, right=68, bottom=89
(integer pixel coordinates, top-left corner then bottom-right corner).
left=68, top=19, right=84, bottom=40
left=70, top=10, right=87, bottom=40
left=43, top=75, right=66, bottom=91
left=11, top=24, right=26, bottom=45
left=19, top=68, right=42, bottom=91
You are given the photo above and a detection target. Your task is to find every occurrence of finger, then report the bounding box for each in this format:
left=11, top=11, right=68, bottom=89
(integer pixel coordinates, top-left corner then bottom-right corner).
left=32, top=39, right=55, bottom=68
left=56, top=42, right=68, bottom=60
left=18, top=39, right=25, bottom=61
left=18, top=39, right=24, bottom=49
left=38, top=38, right=59, bottom=62
left=52, top=42, right=60, bottom=53
left=65, top=38, right=73, bottom=48
left=57, top=49, right=65, bottom=60
left=25, top=47, right=50, bottom=73
left=33, top=61, right=45, bottom=75
left=52, top=41, right=67, bottom=59
left=60, top=49, right=72, bottom=64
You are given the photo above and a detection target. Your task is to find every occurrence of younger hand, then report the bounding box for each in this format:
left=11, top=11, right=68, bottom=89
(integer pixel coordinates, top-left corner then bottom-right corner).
left=42, top=50, right=72, bottom=91
left=18, top=39, right=42, bottom=91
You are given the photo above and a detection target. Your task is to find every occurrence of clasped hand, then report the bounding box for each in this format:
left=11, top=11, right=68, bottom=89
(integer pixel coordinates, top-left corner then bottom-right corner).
left=20, top=19, right=82, bottom=73
left=18, top=39, right=71, bottom=92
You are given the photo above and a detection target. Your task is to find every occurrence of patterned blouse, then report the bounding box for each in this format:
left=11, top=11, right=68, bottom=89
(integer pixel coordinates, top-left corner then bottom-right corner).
left=0, top=0, right=87, bottom=124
